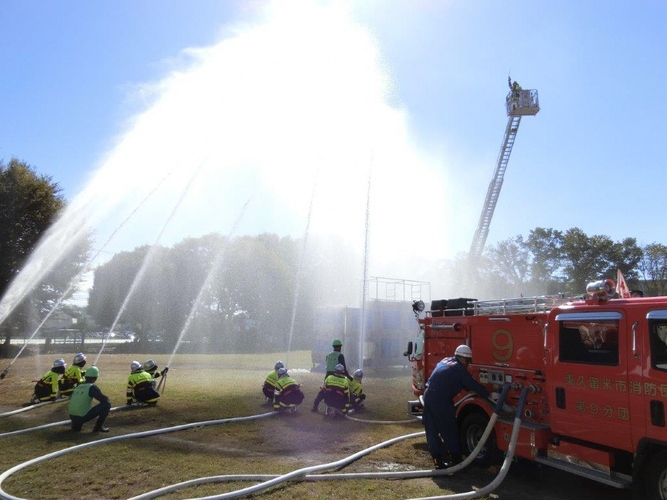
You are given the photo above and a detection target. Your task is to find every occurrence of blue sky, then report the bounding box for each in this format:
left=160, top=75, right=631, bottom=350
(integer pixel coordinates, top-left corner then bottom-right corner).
left=1, top=1, right=666, bottom=302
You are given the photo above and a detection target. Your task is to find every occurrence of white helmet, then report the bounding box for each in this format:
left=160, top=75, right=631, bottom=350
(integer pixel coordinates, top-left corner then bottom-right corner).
left=277, top=367, right=287, bottom=376
left=130, top=360, right=142, bottom=372
left=53, top=358, right=66, bottom=368
left=353, top=369, right=363, bottom=380
left=274, top=360, right=285, bottom=371
left=454, top=344, right=473, bottom=359
left=143, top=359, right=158, bottom=371
left=73, top=353, right=86, bottom=364
left=334, top=363, right=345, bottom=374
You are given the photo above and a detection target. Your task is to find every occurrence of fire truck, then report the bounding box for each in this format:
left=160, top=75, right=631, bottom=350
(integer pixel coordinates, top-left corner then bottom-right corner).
left=405, top=281, right=667, bottom=499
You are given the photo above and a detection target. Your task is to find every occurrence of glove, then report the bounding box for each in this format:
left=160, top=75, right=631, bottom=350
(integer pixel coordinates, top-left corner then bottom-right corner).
left=489, top=392, right=500, bottom=402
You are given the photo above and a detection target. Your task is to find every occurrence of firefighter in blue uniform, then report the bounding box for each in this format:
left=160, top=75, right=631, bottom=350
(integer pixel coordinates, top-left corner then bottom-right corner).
left=423, top=344, right=489, bottom=469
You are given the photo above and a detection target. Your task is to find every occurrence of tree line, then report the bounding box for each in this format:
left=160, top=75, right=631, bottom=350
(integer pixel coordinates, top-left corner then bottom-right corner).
left=442, top=227, right=667, bottom=299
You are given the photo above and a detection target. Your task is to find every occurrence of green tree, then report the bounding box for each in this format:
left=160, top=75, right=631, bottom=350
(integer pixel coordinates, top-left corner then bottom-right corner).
left=0, top=159, right=89, bottom=346
left=483, top=236, right=530, bottom=297
left=639, top=243, right=667, bottom=296
left=524, top=227, right=565, bottom=294
left=87, top=232, right=322, bottom=354
left=475, top=227, right=643, bottom=298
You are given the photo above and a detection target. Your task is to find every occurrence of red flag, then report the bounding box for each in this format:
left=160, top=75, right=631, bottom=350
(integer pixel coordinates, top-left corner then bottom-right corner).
left=616, top=270, right=631, bottom=298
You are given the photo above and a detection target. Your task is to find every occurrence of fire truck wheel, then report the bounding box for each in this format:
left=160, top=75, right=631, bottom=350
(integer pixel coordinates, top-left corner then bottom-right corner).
left=644, top=450, right=667, bottom=500
left=459, top=412, right=502, bottom=467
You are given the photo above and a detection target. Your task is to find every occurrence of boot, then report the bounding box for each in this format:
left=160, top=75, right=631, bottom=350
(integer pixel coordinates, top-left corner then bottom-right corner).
left=93, top=425, right=110, bottom=433
left=432, top=456, right=445, bottom=470
left=311, top=406, right=318, bottom=413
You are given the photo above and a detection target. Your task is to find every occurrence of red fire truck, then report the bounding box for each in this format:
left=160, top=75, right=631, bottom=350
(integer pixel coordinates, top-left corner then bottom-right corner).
left=405, top=282, right=667, bottom=499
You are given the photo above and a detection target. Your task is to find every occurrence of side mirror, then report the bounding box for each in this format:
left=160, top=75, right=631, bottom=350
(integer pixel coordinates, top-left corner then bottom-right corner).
left=404, top=341, right=413, bottom=357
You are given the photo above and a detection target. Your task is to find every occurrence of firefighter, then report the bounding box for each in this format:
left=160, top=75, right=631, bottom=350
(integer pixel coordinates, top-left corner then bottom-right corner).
left=349, top=368, right=366, bottom=411
left=325, top=339, right=351, bottom=380
left=508, top=77, right=522, bottom=98
left=26, top=358, right=66, bottom=405
left=262, top=360, right=285, bottom=402
left=143, top=359, right=168, bottom=389
left=126, top=360, right=160, bottom=405
left=68, top=366, right=111, bottom=433
left=59, top=352, right=87, bottom=398
left=311, top=363, right=351, bottom=416
left=422, top=344, right=489, bottom=469
left=272, top=367, right=305, bottom=412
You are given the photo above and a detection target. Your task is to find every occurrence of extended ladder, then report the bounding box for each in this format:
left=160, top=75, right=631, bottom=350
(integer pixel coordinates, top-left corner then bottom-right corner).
left=468, top=87, right=540, bottom=266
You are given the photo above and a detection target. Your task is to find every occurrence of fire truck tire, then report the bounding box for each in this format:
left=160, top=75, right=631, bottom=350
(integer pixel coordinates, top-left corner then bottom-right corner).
left=644, top=450, right=667, bottom=500
left=459, top=412, right=502, bottom=467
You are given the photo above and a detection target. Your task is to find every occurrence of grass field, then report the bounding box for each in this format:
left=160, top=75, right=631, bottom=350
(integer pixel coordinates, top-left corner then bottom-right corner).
left=0, top=352, right=632, bottom=500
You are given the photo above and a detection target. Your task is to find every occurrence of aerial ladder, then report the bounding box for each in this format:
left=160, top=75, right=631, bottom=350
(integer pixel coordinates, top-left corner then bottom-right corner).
left=467, top=79, right=540, bottom=274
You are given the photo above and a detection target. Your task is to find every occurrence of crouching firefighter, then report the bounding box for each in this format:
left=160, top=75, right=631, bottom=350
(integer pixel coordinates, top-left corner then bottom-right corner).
left=126, top=360, right=160, bottom=405
left=311, top=363, right=351, bottom=416
left=59, top=352, right=87, bottom=398
left=68, top=366, right=111, bottom=433
left=349, top=368, right=366, bottom=410
left=263, top=360, right=285, bottom=402
left=26, top=358, right=66, bottom=405
left=273, top=367, right=305, bottom=412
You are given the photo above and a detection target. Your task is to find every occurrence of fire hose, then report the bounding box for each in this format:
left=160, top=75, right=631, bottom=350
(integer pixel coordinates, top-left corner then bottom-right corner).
left=0, top=403, right=157, bottom=439
left=0, top=385, right=525, bottom=500
left=128, top=385, right=519, bottom=500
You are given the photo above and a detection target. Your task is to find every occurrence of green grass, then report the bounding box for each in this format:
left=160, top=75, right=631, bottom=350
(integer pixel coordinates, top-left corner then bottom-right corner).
left=0, top=352, right=502, bottom=499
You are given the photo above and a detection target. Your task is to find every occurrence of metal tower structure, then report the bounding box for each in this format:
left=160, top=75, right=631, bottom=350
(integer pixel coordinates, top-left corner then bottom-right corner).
left=468, top=82, right=540, bottom=264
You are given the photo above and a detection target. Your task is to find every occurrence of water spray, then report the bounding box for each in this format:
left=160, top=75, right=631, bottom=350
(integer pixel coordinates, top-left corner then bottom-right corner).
left=93, top=167, right=202, bottom=366
left=358, top=161, right=373, bottom=369
left=164, top=196, right=253, bottom=371
left=0, top=171, right=174, bottom=381
left=285, top=174, right=318, bottom=368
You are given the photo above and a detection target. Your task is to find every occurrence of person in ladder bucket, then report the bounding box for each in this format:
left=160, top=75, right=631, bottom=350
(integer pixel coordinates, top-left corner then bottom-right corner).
left=325, top=339, right=351, bottom=380
left=25, top=358, right=67, bottom=406
left=423, top=344, right=489, bottom=469
left=272, top=367, right=305, bottom=412
left=59, top=352, right=87, bottom=398
left=68, top=366, right=111, bottom=433
left=349, top=368, right=366, bottom=411
left=143, top=359, right=168, bottom=390
left=311, top=363, right=352, bottom=416
left=262, top=360, right=285, bottom=402
left=126, top=360, right=160, bottom=405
